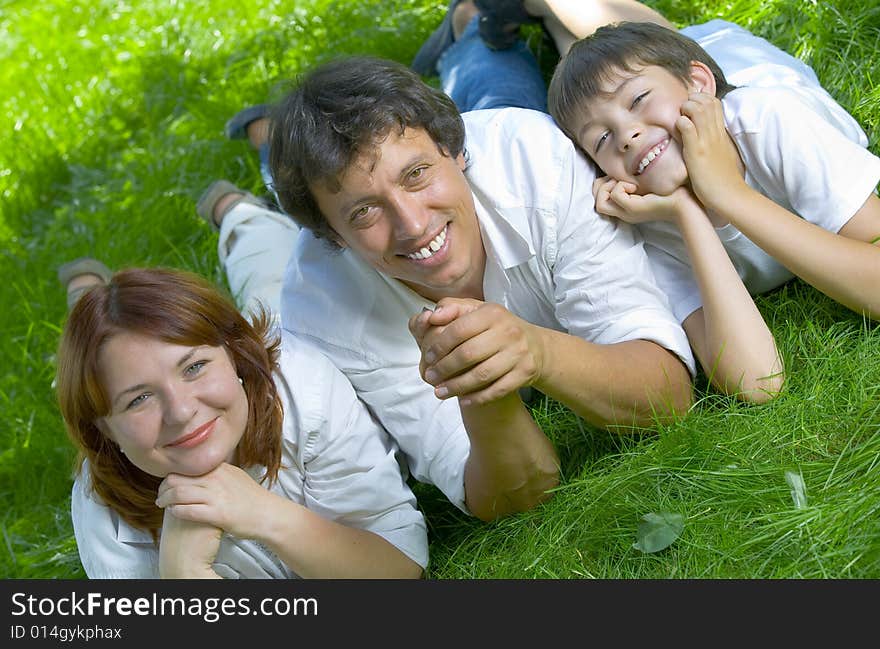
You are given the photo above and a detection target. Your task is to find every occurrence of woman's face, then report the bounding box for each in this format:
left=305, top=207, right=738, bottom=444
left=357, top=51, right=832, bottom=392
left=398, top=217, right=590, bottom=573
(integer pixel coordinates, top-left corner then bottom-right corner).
left=96, top=331, right=248, bottom=478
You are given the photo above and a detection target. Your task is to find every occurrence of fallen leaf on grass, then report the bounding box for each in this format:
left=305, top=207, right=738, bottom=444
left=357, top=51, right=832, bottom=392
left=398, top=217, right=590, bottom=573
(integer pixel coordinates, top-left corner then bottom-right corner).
left=633, top=512, right=684, bottom=553
left=784, top=470, right=808, bottom=509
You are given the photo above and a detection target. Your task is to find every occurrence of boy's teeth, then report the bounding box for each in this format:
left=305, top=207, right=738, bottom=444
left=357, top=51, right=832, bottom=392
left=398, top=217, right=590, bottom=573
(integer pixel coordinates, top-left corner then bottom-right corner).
left=637, top=140, right=667, bottom=175
left=407, top=226, right=447, bottom=260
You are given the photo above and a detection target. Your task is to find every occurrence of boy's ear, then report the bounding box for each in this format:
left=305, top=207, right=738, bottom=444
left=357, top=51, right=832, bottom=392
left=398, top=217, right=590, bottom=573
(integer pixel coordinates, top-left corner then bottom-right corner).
left=687, top=61, right=717, bottom=96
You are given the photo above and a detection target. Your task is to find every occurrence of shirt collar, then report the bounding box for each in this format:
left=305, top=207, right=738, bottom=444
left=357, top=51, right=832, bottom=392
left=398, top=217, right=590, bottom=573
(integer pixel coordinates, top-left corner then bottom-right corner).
left=115, top=512, right=154, bottom=544
left=471, top=187, right=535, bottom=271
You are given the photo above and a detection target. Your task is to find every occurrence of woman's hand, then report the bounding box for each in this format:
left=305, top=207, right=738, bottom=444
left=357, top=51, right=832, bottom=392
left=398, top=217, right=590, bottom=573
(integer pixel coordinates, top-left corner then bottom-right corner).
left=158, top=508, right=222, bottom=579
left=157, top=463, right=270, bottom=541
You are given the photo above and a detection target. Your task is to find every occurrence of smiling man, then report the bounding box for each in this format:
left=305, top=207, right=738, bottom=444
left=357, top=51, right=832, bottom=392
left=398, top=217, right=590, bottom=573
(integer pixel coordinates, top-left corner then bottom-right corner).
left=209, top=1, right=849, bottom=522
left=309, top=128, right=486, bottom=304
left=268, top=51, right=694, bottom=521
left=262, top=1, right=705, bottom=522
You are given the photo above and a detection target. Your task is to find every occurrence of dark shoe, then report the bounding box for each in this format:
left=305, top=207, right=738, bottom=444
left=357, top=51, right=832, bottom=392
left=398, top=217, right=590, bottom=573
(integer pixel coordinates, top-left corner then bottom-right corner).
left=473, top=0, right=538, bottom=50
left=58, top=257, right=112, bottom=309
left=411, top=0, right=466, bottom=76
left=224, top=104, right=271, bottom=140
left=196, top=180, right=267, bottom=231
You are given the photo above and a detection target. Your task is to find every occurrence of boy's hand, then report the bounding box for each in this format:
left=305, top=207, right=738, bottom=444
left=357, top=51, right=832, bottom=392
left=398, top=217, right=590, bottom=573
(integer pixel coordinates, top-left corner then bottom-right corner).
left=676, top=92, right=746, bottom=208
left=408, top=298, right=545, bottom=405
left=593, top=176, right=696, bottom=225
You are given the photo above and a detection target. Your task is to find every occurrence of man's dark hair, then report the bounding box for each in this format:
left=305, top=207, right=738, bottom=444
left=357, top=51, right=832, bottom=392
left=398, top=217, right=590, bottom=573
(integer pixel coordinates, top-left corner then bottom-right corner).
left=268, top=55, right=466, bottom=246
left=548, top=21, right=736, bottom=144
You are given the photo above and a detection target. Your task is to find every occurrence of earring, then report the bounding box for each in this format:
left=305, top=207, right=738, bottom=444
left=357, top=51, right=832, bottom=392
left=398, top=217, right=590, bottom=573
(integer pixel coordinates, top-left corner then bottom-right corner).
left=238, top=377, right=244, bottom=385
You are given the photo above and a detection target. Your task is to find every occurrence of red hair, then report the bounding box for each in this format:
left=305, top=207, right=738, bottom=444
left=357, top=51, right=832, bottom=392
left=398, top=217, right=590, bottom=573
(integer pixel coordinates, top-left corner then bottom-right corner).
left=56, top=268, right=283, bottom=536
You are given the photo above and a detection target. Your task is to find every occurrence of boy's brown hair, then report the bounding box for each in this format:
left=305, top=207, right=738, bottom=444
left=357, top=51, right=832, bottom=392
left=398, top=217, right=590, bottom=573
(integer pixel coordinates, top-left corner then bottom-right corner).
left=548, top=21, right=735, bottom=144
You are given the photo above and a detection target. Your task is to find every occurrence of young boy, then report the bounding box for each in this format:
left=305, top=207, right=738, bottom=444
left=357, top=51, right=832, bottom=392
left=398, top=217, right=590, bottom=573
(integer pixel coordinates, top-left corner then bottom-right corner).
left=548, top=21, right=880, bottom=402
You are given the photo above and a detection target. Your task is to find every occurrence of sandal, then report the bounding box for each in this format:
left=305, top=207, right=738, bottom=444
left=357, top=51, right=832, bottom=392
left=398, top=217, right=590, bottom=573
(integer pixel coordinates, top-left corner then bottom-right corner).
left=473, top=0, right=538, bottom=50
left=224, top=104, right=271, bottom=140
left=58, top=257, right=112, bottom=309
left=196, top=180, right=268, bottom=231
left=411, top=0, right=466, bottom=76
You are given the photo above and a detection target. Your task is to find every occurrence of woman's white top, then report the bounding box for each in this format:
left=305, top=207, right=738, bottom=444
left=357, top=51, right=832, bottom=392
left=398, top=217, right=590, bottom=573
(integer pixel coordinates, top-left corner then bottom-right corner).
left=70, top=331, right=428, bottom=578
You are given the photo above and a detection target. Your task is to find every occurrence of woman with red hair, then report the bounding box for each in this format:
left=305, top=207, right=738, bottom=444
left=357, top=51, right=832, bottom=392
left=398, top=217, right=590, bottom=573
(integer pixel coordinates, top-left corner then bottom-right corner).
left=55, top=192, right=427, bottom=579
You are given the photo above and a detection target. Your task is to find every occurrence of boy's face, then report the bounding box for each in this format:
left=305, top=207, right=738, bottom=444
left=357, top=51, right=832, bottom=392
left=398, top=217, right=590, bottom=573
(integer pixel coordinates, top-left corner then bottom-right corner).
left=310, top=127, right=486, bottom=303
left=571, top=64, right=700, bottom=196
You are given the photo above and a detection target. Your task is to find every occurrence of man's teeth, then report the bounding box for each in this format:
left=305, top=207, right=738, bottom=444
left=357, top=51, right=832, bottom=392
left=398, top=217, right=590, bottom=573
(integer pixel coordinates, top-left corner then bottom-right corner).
left=636, top=140, right=667, bottom=175
left=407, top=227, right=447, bottom=260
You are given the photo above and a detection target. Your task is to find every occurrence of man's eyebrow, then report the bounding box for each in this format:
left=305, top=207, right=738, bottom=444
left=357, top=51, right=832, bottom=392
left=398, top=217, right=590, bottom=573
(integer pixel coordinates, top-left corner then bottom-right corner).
left=336, top=152, right=430, bottom=217
left=396, top=152, right=429, bottom=181
left=338, top=193, right=370, bottom=218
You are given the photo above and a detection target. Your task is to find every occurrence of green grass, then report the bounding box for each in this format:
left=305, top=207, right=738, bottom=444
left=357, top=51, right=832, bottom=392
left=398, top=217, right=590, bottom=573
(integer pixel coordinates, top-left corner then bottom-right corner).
left=1, top=0, right=878, bottom=579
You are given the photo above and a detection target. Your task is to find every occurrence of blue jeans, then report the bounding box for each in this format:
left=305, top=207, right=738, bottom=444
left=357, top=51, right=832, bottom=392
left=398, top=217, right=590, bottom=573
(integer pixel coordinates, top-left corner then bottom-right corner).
left=438, top=16, right=547, bottom=113
left=438, top=17, right=826, bottom=114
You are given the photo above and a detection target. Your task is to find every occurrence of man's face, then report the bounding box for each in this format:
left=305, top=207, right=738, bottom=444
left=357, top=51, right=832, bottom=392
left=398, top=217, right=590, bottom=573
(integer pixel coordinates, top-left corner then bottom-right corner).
left=310, top=127, right=486, bottom=302
left=571, top=64, right=696, bottom=196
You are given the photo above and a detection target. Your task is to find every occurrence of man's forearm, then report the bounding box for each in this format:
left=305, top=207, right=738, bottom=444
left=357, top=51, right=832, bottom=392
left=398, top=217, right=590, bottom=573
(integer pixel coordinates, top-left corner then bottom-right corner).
left=532, top=329, right=693, bottom=429
left=460, top=393, right=559, bottom=521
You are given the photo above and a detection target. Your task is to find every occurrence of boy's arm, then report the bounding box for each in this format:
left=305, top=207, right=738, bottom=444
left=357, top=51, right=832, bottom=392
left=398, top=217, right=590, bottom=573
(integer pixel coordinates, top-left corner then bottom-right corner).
left=595, top=180, right=784, bottom=402
left=680, top=92, right=880, bottom=319
left=703, top=190, right=880, bottom=320
left=673, top=198, right=784, bottom=401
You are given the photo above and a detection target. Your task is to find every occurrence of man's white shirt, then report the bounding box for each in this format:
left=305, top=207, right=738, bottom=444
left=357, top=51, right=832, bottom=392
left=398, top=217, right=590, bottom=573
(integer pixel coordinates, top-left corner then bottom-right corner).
left=282, top=108, right=694, bottom=511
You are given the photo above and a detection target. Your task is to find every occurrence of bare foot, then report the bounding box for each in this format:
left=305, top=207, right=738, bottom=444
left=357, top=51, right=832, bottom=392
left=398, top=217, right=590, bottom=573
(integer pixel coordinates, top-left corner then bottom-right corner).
left=452, top=0, right=479, bottom=40
left=246, top=117, right=270, bottom=150
left=65, top=272, right=106, bottom=307
left=67, top=273, right=105, bottom=295
left=211, top=192, right=244, bottom=228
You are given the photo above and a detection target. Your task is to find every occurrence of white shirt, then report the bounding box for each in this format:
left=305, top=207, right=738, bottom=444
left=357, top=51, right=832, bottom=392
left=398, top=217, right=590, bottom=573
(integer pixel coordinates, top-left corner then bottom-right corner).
left=70, top=331, right=428, bottom=578
left=282, top=107, right=694, bottom=513
left=638, top=85, right=880, bottom=322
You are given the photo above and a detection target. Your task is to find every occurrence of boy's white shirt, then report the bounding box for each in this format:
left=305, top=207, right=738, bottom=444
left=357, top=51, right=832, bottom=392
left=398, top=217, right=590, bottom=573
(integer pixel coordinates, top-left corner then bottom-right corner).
left=637, top=83, right=880, bottom=322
